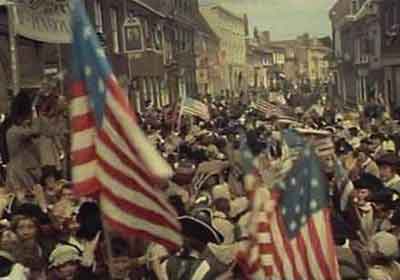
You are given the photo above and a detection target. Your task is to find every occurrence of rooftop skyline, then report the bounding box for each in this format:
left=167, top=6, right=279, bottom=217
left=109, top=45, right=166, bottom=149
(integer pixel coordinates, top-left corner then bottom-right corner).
left=199, top=0, right=336, bottom=40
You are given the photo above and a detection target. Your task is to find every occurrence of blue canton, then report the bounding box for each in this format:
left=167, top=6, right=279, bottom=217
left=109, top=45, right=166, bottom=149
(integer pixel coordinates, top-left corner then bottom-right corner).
left=282, top=129, right=306, bottom=149
left=278, top=144, right=329, bottom=239
left=71, top=0, right=113, bottom=127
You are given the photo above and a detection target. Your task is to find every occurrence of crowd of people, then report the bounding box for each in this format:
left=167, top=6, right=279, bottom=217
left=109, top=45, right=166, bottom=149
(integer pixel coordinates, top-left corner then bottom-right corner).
left=1, top=87, right=400, bottom=280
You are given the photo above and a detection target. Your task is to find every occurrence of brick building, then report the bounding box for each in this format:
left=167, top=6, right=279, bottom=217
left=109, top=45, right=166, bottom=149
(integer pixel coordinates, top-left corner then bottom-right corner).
left=0, top=0, right=205, bottom=114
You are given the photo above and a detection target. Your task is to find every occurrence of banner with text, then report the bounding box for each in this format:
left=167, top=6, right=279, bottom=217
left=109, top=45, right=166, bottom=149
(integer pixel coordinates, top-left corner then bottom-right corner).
left=15, top=0, right=72, bottom=44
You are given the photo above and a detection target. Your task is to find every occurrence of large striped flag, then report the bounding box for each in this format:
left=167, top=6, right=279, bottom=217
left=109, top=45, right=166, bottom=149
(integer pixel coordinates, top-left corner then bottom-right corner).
left=238, top=133, right=340, bottom=279
left=69, top=0, right=182, bottom=250
left=312, top=136, right=336, bottom=159
left=181, top=97, right=210, bottom=121
left=267, top=144, right=340, bottom=280
left=236, top=131, right=279, bottom=278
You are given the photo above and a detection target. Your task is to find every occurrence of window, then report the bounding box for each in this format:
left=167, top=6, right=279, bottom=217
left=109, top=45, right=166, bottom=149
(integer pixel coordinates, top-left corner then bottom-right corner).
left=183, top=1, right=188, bottom=12
left=368, top=36, right=376, bottom=57
left=152, top=24, right=163, bottom=51
left=164, top=29, right=173, bottom=64
left=385, top=10, right=391, bottom=31
left=385, top=6, right=398, bottom=31
left=351, top=0, right=358, bottom=15
left=354, top=38, right=361, bottom=63
left=143, top=20, right=152, bottom=49
left=179, top=29, right=185, bottom=51
left=124, top=16, right=143, bottom=51
left=387, top=79, right=393, bottom=104
left=94, top=0, right=103, bottom=33
left=142, top=77, right=149, bottom=105
left=110, top=8, right=119, bottom=53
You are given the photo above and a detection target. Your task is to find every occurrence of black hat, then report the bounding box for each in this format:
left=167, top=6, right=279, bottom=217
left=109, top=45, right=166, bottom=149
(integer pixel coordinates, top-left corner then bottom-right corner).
left=179, top=208, right=223, bottom=245
left=370, top=133, right=384, bottom=141
left=390, top=207, right=400, bottom=226
left=360, top=138, right=373, bottom=145
left=40, top=165, right=60, bottom=185
left=349, top=127, right=359, bottom=134
left=246, top=130, right=266, bottom=156
left=14, top=203, right=51, bottom=225
left=76, top=202, right=102, bottom=241
left=376, top=153, right=400, bottom=167
left=335, top=140, right=353, bottom=156
left=368, top=187, right=398, bottom=206
left=189, top=149, right=209, bottom=163
left=353, top=173, right=384, bottom=192
left=331, top=214, right=358, bottom=243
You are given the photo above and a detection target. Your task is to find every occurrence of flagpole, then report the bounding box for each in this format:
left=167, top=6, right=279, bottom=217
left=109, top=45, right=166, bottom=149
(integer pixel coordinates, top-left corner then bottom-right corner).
left=100, top=208, right=118, bottom=280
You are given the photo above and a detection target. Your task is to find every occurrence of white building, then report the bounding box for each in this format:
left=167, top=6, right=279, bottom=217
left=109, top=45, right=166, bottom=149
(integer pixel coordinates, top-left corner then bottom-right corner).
left=200, top=5, right=247, bottom=93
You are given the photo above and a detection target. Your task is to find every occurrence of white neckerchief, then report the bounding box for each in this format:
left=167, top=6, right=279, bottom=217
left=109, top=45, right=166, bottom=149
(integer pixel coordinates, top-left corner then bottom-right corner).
left=213, top=211, right=227, bottom=220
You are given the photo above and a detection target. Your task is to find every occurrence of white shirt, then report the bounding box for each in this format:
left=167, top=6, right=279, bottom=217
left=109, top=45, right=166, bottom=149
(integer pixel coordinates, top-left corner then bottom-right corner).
left=386, top=174, right=400, bottom=193
left=212, top=211, right=235, bottom=244
left=0, top=264, right=29, bottom=280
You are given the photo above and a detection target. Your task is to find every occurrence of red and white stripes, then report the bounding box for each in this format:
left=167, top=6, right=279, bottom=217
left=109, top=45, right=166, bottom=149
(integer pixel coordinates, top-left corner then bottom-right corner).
left=70, top=77, right=182, bottom=251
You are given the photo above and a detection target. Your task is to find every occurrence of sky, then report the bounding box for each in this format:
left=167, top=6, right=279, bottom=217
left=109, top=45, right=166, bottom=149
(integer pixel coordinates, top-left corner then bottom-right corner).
left=199, top=0, right=337, bottom=40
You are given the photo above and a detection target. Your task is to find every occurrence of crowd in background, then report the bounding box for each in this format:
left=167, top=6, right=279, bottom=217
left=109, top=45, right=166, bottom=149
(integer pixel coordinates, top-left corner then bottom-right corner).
left=1, top=86, right=400, bottom=279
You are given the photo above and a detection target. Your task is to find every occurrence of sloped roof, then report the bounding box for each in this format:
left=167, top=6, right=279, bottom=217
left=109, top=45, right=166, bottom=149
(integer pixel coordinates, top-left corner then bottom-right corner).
left=130, top=0, right=166, bottom=18
left=195, top=13, right=220, bottom=42
left=201, top=5, right=244, bottom=22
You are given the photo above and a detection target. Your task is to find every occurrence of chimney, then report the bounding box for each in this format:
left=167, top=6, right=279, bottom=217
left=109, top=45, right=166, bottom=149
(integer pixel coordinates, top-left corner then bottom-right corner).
left=254, top=27, right=259, bottom=42
left=261, top=31, right=271, bottom=44
left=243, top=13, right=249, bottom=38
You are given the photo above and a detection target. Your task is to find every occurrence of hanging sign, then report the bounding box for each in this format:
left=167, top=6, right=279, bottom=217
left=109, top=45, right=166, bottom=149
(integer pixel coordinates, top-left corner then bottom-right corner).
left=14, top=0, right=72, bottom=44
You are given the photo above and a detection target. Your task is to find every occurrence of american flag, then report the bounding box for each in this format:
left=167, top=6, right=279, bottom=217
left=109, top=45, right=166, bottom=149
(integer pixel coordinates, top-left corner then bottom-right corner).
left=238, top=132, right=340, bottom=279
left=236, top=131, right=278, bottom=278
left=253, top=99, right=285, bottom=117
left=181, top=97, right=210, bottom=121
left=312, top=136, right=335, bottom=159
left=69, top=0, right=182, bottom=250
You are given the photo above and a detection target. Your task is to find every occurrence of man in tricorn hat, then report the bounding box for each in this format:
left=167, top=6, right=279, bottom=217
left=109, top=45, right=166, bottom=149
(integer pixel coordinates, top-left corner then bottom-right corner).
left=159, top=209, right=224, bottom=279
left=376, top=153, right=400, bottom=193
left=347, top=173, right=384, bottom=239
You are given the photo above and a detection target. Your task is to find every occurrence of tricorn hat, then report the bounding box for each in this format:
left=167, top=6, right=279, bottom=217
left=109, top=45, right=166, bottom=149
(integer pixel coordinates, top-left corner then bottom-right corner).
left=376, top=153, right=400, bottom=167
left=353, top=173, right=384, bottom=192
left=179, top=208, right=223, bottom=245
